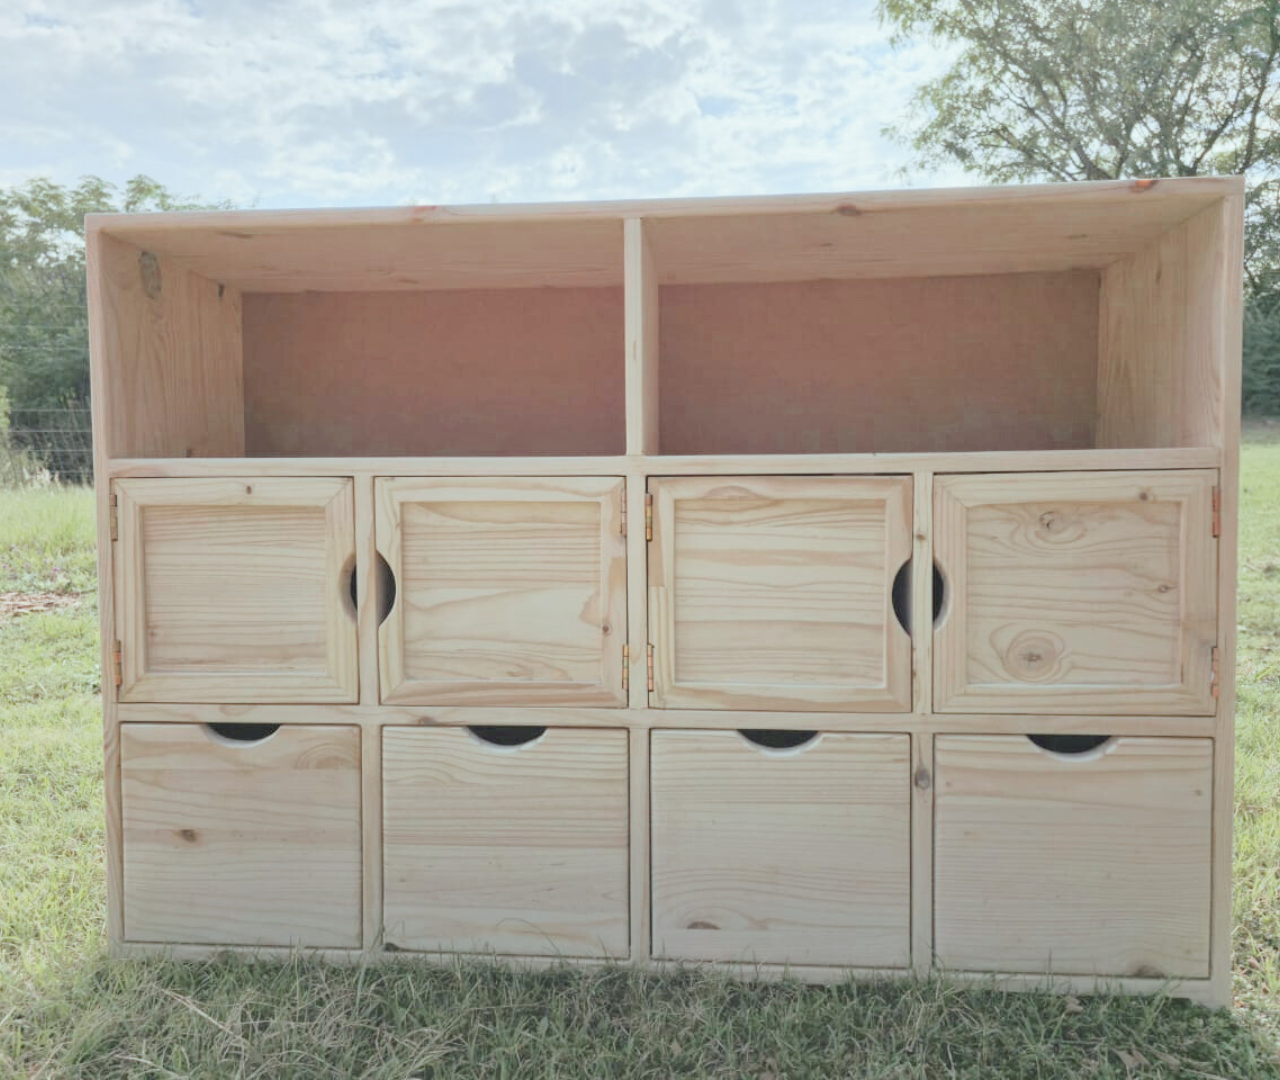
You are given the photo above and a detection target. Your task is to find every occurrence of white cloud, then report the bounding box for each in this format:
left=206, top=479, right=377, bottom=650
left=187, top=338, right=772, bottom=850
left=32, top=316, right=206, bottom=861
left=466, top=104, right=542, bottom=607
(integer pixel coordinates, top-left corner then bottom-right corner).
left=0, top=0, right=966, bottom=208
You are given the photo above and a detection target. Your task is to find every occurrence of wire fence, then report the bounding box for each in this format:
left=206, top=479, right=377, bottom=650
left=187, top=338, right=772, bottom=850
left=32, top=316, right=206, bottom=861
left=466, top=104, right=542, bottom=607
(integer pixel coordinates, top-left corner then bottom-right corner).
left=6, top=405, right=94, bottom=483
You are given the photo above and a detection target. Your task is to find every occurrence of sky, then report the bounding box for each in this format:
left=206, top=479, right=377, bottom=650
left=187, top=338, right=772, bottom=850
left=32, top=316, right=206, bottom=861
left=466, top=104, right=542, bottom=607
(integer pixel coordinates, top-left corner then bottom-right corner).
left=0, top=0, right=964, bottom=210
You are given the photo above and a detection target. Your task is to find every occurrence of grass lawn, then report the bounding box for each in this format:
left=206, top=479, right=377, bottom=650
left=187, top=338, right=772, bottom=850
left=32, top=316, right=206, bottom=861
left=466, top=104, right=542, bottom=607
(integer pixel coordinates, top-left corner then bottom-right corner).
left=1, top=439, right=1278, bottom=1079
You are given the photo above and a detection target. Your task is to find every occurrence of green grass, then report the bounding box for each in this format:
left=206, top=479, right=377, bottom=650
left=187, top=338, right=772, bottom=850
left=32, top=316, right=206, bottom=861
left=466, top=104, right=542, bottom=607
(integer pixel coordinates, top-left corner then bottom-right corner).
left=1, top=459, right=1278, bottom=1079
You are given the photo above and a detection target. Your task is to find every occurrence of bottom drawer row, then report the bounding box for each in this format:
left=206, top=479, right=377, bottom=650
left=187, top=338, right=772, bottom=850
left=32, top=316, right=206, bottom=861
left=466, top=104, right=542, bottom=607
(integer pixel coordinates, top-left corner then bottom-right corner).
left=120, top=724, right=1214, bottom=979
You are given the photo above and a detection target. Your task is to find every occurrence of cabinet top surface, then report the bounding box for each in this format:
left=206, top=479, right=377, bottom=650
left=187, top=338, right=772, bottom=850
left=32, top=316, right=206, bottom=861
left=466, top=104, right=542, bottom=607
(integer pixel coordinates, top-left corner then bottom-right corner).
left=85, top=176, right=1243, bottom=292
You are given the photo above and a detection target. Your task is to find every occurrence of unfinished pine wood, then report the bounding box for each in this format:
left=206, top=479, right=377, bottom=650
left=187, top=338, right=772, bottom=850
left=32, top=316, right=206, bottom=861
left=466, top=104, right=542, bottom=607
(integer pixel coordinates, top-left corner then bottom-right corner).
left=649, top=476, right=912, bottom=711
left=933, top=471, right=1218, bottom=714
left=382, top=726, right=629, bottom=957
left=1097, top=180, right=1244, bottom=450
left=89, top=177, right=1231, bottom=291
left=660, top=273, right=1099, bottom=455
left=624, top=218, right=660, bottom=455
left=651, top=730, right=910, bottom=966
left=90, top=231, right=244, bottom=459
left=90, top=215, right=625, bottom=293
left=121, top=723, right=362, bottom=947
left=114, top=477, right=358, bottom=703
left=934, top=735, right=1213, bottom=978
left=242, top=289, right=624, bottom=457
left=376, top=477, right=627, bottom=706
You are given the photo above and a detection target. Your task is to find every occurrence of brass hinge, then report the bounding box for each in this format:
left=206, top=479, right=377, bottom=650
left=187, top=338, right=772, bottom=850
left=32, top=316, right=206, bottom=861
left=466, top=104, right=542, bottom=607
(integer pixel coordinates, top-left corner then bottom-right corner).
left=1211, top=486, right=1222, bottom=538
left=646, top=642, right=655, bottom=692
left=112, top=640, right=123, bottom=688
left=619, top=490, right=627, bottom=536
left=1210, top=646, right=1221, bottom=699
left=622, top=643, right=630, bottom=692
left=109, top=495, right=119, bottom=542
left=644, top=492, right=653, bottom=541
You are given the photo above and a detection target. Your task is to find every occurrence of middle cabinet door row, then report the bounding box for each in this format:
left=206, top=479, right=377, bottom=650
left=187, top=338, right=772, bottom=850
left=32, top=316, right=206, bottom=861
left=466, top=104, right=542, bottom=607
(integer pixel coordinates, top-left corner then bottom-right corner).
left=112, top=470, right=1217, bottom=714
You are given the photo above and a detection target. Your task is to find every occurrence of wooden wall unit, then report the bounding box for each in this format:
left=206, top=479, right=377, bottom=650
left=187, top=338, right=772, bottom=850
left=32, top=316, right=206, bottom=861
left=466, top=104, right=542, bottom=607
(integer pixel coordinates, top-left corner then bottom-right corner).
left=88, top=177, right=1244, bottom=1005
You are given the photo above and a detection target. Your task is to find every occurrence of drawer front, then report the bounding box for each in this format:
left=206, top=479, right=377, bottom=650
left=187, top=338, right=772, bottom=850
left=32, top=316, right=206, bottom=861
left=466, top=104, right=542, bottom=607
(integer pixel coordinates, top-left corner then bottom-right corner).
left=648, top=477, right=913, bottom=711
left=651, top=730, right=911, bottom=967
left=934, top=735, right=1212, bottom=978
left=376, top=477, right=627, bottom=706
left=382, top=726, right=629, bottom=957
left=113, top=477, right=359, bottom=703
left=934, top=470, right=1217, bottom=714
left=121, top=723, right=362, bottom=947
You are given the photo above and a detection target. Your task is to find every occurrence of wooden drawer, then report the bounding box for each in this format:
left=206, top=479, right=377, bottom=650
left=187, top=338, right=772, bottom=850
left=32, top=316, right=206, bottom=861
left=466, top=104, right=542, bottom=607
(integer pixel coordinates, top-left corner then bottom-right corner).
left=651, top=730, right=911, bottom=967
left=121, top=723, right=362, bottom=947
left=934, top=735, right=1213, bottom=978
left=933, top=471, right=1218, bottom=714
left=375, top=478, right=627, bottom=706
left=113, top=478, right=358, bottom=703
left=382, top=726, right=629, bottom=957
left=648, top=477, right=913, bottom=711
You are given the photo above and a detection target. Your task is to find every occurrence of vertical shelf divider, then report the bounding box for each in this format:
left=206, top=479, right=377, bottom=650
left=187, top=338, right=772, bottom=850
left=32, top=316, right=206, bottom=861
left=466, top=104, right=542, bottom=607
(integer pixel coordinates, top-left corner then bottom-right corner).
left=624, top=217, right=660, bottom=456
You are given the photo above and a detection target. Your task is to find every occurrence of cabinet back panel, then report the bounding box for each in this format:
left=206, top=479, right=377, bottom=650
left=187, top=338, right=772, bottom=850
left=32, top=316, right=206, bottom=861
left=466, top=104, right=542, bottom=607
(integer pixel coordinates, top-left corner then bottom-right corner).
left=242, top=288, right=625, bottom=456
left=659, top=271, right=1098, bottom=455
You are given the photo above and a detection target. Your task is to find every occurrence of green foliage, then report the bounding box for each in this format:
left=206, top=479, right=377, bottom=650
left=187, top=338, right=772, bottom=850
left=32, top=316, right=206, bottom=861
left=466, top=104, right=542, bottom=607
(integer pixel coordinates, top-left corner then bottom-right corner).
left=0, top=176, right=228, bottom=470
left=0, top=385, right=48, bottom=487
left=1246, top=298, right=1280, bottom=413
left=880, top=0, right=1280, bottom=410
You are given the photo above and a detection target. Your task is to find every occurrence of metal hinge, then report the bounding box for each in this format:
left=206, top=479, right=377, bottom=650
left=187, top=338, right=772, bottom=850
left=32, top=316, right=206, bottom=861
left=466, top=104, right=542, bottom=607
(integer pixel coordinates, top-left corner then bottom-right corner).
left=1210, top=646, right=1220, bottom=699
left=622, top=643, right=630, bottom=692
left=1211, top=486, right=1222, bottom=538
left=109, top=495, right=119, bottom=542
left=646, top=643, right=655, bottom=692
left=112, top=640, right=123, bottom=688
left=644, top=493, right=653, bottom=541
left=619, top=490, right=627, bottom=536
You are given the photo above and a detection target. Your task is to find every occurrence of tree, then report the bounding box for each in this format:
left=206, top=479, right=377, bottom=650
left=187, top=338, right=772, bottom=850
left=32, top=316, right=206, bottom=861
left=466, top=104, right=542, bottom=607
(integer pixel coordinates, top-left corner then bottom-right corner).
left=0, top=176, right=227, bottom=477
left=879, top=0, right=1280, bottom=410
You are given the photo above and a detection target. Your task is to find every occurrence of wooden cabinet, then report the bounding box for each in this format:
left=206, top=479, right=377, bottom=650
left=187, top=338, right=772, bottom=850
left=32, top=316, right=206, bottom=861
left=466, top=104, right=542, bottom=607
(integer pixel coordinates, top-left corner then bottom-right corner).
left=113, top=478, right=359, bottom=703
left=375, top=477, right=627, bottom=706
left=933, top=735, right=1213, bottom=978
left=91, top=179, right=1241, bottom=1001
left=648, top=477, right=913, bottom=711
left=933, top=471, right=1218, bottom=714
left=651, top=730, right=911, bottom=967
left=121, top=723, right=362, bottom=947
left=382, top=726, right=630, bottom=958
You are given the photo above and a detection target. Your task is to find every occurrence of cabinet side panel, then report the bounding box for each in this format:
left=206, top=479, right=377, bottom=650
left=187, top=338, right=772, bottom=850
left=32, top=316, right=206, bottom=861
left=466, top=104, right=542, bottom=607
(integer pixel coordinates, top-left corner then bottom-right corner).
left=1097, top=193, right=1237, bottom=449
left=94, top=233, right=244, bottom=458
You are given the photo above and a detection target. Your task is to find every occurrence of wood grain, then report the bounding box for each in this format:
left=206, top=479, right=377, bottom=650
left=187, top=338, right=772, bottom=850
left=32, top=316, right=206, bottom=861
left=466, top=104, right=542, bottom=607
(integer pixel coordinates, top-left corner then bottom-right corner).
left=624, top=218, right=660, bottom=454
left=651, top=730, right=911, bottom=966
left=382, top=726, right=629, bottom=957
left=934, top=735, right=1213, bottom=978
left=121, top=723, right=362, bottom=947
left=376, top=477, right=627, bottom=706
left=649, top=476, right=912, bottom=711
left=934, top=471, right=1218, bottom=714
left=114, top=477, right=359, bottom=703
left=92, top=232, right=244, bottom=459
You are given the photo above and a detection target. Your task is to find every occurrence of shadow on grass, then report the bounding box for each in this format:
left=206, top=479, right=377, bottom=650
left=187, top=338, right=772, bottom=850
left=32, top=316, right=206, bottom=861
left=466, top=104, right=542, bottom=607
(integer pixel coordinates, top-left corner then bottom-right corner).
left=5, top=954, right=1279, bottom=1080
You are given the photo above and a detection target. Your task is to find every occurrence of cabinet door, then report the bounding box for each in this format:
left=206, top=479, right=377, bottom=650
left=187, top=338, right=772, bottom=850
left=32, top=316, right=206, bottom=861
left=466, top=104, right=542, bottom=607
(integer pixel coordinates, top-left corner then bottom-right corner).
left=376, top=477, right=627, bottom=706
left=114, top=478, right=358, bottom=703
left=382, top=726, right=629, bottom=958
left=934, top=735, right=1212, bottom=978
left=648, top=476, right=912, bottom=711
left=651, top=730, right=911, bottom=967
left=934, top=471, right=1217, bottom=714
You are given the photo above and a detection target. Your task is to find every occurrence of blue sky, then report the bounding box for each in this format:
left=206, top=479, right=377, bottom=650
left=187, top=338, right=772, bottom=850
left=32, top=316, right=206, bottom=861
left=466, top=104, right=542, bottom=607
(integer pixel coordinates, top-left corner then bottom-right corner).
left=0, top=0, right=964, bottom=209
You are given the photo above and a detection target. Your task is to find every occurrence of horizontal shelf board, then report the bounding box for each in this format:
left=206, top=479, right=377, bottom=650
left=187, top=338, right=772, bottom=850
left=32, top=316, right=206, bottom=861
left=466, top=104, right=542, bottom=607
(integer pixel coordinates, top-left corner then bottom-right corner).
left=115, top=705, right=1218, bottom=738
left=107, top=446, right=1222, bottom=478
left=87, top=177, right=1239, bottom=292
